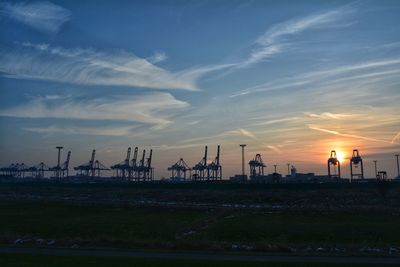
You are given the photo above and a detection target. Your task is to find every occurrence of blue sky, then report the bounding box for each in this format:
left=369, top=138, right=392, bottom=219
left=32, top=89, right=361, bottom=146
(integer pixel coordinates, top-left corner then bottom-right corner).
left=0, top=0, right=399, bottom=178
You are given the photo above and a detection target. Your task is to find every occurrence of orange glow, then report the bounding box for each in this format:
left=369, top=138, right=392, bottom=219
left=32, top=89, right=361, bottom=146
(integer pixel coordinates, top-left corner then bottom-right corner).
left=335, top=150, right=345, bottom=162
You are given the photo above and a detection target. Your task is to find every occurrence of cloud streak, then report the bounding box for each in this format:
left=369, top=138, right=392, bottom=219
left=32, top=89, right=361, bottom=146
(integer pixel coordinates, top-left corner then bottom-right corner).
left=230, top=57, right=400, bottom=97
left=0, top=1, right=71, bottom=33
left=23, top=125, right=136, bottom=137
left=0, top=42, right=231, bottom=91
left=308, top=125, right=393, bottom=144
left=239, top=3, right=356, bottom=67
left=0, top=93, right=189, bottom=127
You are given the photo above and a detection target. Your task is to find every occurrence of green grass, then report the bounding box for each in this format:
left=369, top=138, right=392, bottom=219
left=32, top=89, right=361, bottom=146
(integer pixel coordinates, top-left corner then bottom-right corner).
left=195, top=212, right=400, bottom=245
left=0, top=201, right=208, bottom=244
left=0, top=254, right=388, bottom=267
left=1, top=200, right=399, bottom=249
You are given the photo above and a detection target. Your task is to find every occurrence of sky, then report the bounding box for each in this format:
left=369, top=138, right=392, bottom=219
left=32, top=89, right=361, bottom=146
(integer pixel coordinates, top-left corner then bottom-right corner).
left=0, top=0, right=399, bottom=179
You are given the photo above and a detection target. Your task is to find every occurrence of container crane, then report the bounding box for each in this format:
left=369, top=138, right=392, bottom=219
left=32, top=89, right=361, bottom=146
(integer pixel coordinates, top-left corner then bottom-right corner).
left=249, top=154, right=266, bottom=179
left=192, top=146, right=208, bottom=181
left=207, top=145, right=222, bottom=180
left=168, top=158, right=191, bottom=181
left=327, top=150, right=341, bottom=180
left=350, top=149, right=364, bottom=182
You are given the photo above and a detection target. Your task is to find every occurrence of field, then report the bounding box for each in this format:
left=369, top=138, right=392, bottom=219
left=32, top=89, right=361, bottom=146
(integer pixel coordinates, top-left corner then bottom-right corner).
left=1, top=181, right=400, bottom=265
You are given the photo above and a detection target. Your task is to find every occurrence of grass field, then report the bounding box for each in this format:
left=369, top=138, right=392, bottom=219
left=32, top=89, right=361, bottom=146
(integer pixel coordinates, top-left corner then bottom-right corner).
left=0, top=253, right=389, bottom=267
left=1, top=200, right=399, bottom=251
left=1, top=182, right=399, bottom=256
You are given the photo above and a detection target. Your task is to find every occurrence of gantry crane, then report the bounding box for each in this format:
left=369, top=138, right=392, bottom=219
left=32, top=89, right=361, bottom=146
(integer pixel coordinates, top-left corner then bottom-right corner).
left=350, top=149, right=364, bottom=182
left=74, top=149, right=96, bottom=177
left=249, top=154, right=266, bottom=179
left=111, top=147, right=131, bottom=178
left=192, top=146, right=208, bottom=181
left=327, top=150, right=341, bottom=180
left=168, top=158, right=191, bottom=181
left=207, top=145, right=222, bottom=180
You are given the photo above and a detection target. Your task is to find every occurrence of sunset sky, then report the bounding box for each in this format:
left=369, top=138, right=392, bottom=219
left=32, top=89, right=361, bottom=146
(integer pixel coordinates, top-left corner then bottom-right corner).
left=0, top=0, right=399, bottom=178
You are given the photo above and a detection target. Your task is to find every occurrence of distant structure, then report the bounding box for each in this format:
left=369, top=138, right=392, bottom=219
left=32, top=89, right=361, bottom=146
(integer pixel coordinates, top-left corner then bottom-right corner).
left=249, top=154, right=266, bottom=179
left=110, top=147, right=154, bottom=181
left=55, top=146, right=63, bottom=178
left=192, top=145, right=222, bottom=181
left=135, top=149, right=154, bottom=181
left=192, top=146, right=208, bottom=181
left=111, top=147, right=132, bottom=178
left=349, top=149, right=364, bottom=182
left=168, top=158, right=191, bottom=181
left=49, top=150, right=71, bottom=178
left=239, top=144, right=247, bottom=182
left=1, top=163, right=28, bottom=178
left=27, top=162, right=49, bottom=178
left=327, top=150, right=341, bottom=179
left=130, top=147, right=139, bottom=179
left=374, top=160, right=378, bottom=178
left=207, top=145, right=222, bottom=180
left=377, top=171, right=387, bottom=181
left=395, top=154, right=400, bottom=178
left=74, top=149, right=109, bottom=177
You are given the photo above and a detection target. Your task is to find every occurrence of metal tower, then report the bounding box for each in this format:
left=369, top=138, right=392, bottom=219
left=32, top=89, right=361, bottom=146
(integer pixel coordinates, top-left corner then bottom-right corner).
left=55, top=146, right=63, bottom=178
left=207, top=145, right=222, bottom=180
left=239, top=144, right=246, bottom=182
left=111, top=147, right=132, bottom=178
left=350, top=149, right=364, bottom=182
left=327, top=150, right=341, bottom=180
left=192, top=146, right=208, bottom=181
left=168, top=158, right=191, bottom=181
left=249, top=154, right=266, bottom=179
left=74, top=149, right=96, bottom=177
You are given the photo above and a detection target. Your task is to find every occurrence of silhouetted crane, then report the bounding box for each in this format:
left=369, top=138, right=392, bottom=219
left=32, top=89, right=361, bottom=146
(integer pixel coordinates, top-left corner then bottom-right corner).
left=207, top=145, right=222, bottom=180
left=169, top=158, right=191, bottom=181
left=327, top=150, right=341, bottom=180
left=193, top=146, right=208, bottom=181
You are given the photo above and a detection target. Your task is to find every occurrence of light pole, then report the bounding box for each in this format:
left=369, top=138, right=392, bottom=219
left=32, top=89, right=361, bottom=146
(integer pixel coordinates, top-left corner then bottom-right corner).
left=287, top=163, right=290, bottom=176
left=396, top=154, right=399, bottom=178
left=239, top=144, right=246, bottom=182
left=56, top=146, right=63, bottom=179
left=274, top=164, right=277, bottom=173
left=373, top=160, right=378, bottom=178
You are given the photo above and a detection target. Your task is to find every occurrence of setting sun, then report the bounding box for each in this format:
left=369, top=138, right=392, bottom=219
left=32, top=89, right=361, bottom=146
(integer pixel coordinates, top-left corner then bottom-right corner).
left=336, top=150, right=346, bottom=162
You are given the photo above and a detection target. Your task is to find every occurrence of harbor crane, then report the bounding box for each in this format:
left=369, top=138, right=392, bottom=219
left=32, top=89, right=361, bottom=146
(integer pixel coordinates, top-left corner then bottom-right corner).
left=193, top=146, right=208, bottom=181
left=249, top=154, right=266, bottom=178
left=327, top=150, right=341, bottom=180
left=74, top=149, right=108, bottom=177
left=168, top=158, right=191, bottom=181
left=207, top=145, right=222, bottom=180
left=111, top=147, right=131, bottom=178
left=350, top=149, right=364, bottom=182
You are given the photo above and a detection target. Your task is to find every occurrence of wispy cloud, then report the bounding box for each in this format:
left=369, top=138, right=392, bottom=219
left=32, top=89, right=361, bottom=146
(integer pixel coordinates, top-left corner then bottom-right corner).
left=305, top=112, right=354, bottom=120
left=253, top=117, right=300, bottom=126
left=239, top=4, right=356, bottom=67
left=23, top=125, right=136, bottom=137
left=0, top=42, right=231, bottom=91
left=0, top=92, right=189, bottom=127
left=391, top=132, right=400, bottom=144
left=147, top=51, right=168, bottom=64
left=230, top=57, right=400, bottom=97
left=266, top=145, right=282, bottom=154
left=152, top=143, right=203, bottom=150
left=308, top=125, right=393, bottom=144
left=0, top=1, right=71, bottom=33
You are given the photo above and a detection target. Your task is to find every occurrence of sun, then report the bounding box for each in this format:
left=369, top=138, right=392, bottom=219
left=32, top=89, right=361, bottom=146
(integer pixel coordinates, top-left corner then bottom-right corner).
left=335, top=150, right=345, bottom=162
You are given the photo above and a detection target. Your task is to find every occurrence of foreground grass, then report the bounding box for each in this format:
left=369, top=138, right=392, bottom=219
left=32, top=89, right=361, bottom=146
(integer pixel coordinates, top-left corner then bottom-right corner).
left=1, top=200, right=400, bottom=249
left=0, top=253, right=388, bottom=267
